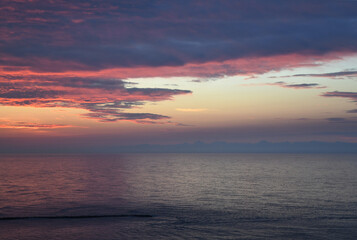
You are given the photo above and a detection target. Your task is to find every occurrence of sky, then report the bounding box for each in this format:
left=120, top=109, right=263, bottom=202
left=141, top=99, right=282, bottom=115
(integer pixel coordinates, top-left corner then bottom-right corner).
left=1, top=0, right=357, bottom=152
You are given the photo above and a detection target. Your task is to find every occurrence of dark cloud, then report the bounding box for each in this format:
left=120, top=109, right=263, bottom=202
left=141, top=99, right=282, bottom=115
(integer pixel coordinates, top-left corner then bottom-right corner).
left=270, top=70, right=357, bottom=79
left=262, top=81, right=324, bottom=89
left=82, top=112, right=169, bottom=122
left=1, top=0, right=357, bottom=73
left=126, top=88, right=191, bottom=100
left=326, top=118, right=346, bottom=122
left=322, top=92, right=357, bottom=121
left=321, top=91, right=357, bottom=101
left=347, top=109, right=357, bottom=113
left=325, top=118, right=357, bottom=124
left=0, top=89, right=62, bottom=99
left=0, top=74, right=191, bottom=123
left=292, top=70, right=357, bottom=78
left=46, top=78, right=127, bottom=90
left=283, top=83, right=322, bottom=89
left=80, top=101, right=170, bottom=122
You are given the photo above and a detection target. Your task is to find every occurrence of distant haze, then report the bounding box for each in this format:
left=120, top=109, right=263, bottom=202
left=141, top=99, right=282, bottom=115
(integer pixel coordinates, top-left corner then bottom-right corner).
left=1, top=141, right=357, bottom=154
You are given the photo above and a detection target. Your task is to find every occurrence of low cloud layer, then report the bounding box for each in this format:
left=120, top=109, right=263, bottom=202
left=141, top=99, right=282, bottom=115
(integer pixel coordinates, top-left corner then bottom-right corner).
left=242, top=81, right=324, bottom=89
left=270, top=70, right=357, bottom=79
left=0, top=74, right=191, bottom=123
left=0, top=120, right=77, bottom=129
left=322, top=91, right=357, bottom=101
left=272, top=82, right=324, bottom=89
left=347, top=109, right=357, bottom=113
left=293, top=70, right=357, bottom=78
left=322, top=91, right=357, bottom=114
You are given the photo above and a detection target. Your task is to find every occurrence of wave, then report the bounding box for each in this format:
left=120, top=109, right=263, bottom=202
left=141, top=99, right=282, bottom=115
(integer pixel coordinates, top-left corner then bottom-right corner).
left=0, top=214, right=153, bottom=221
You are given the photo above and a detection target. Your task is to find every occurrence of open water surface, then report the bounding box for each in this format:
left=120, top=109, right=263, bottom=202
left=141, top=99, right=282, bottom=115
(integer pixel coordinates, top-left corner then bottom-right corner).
left=0, top=153, right=356, bottom=239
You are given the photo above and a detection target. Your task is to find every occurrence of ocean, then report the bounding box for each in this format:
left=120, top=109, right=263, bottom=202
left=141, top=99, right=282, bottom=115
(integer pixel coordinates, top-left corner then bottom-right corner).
left=0, top=153, right=356, bottom=239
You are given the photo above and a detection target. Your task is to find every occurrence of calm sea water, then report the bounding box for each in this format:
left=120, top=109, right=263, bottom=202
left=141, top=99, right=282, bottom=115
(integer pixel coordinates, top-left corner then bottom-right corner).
left=0, top=153, right=356, bottom=239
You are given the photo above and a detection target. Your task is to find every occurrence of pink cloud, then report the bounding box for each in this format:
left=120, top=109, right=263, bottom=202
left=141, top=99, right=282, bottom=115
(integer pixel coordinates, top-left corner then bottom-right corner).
left=0, top=73, right=191, bottom=123
left=0, top=120, right=79, bottom=130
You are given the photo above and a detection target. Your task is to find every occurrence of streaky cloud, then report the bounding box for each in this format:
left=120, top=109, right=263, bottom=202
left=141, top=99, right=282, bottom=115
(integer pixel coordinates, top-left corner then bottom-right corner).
left=0, top=120, right=78, bottom=130
left=242, top=81, right=325, bottom=89
left=321, top=91, right=357, bottom=101
left=293, top=70, right=357, bottom=78
left=326, top=118, right=346, bottom=122
left=347, top=109, right=357, bottom=113
left=270, top=70, right=357, bottom=79
left=0, top=73, right=191, bottom=123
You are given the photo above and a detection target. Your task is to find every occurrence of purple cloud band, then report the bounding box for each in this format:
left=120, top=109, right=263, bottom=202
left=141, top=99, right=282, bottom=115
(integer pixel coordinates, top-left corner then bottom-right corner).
left=1, top=0, right=357, bottom=72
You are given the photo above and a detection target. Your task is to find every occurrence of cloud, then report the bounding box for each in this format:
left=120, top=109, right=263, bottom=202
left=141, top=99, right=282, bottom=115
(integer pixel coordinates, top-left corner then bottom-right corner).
left=0, top=0, right=356, bottom=75
left=82, top=112, right=170, bottom=123
left=322, top=92, right=357, bottom=115
left=347, top=109, right=357, bottom=113
left=0, top=73, right=191, bottom=123
left=325, top=117, right=357, bottom=124
left=0, top=120, right=77, bottom=129
left=270, top=70, right=357, bottom=79
left=326, top=118, right=346, bottom=122
left=292, top=70, right=357, bottom=78
left=242, top=81, right=325, bottom=89
left=296, top=118, right=310, bottom=121
left=277, top=82, right=325, bottom=89
left=0, top=89, right=62, bottom=99
left=321, top=91, right=357, bottom=101
left=1, top=0, right=357, bottom=127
